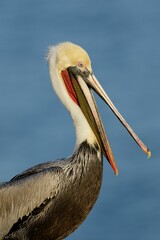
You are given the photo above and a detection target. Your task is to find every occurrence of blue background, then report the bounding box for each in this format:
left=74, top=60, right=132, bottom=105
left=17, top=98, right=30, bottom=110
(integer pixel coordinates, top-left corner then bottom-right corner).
left=0, top=0, right=159, bottom=239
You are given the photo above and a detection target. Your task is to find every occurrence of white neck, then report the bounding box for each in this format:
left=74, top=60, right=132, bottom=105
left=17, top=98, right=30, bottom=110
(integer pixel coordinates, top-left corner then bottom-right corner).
left=48, top=48, right=96, bottom=148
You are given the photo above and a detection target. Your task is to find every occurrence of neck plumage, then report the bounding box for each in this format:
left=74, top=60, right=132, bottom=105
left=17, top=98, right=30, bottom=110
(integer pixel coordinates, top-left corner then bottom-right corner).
left=64, top=140, right=102, bottom=183
left=48, top=54, right=99, bottom=149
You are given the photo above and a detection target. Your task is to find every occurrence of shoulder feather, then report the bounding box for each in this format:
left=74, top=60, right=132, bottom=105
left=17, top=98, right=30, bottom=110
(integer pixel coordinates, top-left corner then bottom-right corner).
left=0, top=166, right=63, bottom=239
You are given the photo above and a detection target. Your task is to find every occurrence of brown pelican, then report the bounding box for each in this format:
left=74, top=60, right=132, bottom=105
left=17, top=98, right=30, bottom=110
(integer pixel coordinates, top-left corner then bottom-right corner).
left=0, top=42, right=150, bottom=240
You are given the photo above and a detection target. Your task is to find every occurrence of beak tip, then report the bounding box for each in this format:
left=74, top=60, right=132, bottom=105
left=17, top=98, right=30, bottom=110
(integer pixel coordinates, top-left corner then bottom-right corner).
left=115, top=170, right=119, bottom=176
left=147, top=149, right=151, bottom=159
left=114, top=167, right=119, bottom=176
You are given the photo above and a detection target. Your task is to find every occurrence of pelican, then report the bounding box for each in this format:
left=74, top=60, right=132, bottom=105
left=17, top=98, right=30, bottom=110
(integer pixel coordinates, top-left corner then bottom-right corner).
left=0, top=42, right=150, bottom=240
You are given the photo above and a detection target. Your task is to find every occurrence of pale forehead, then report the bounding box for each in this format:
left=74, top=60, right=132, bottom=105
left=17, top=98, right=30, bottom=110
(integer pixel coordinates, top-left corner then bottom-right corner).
left=57, top=42, right=91, bottom=69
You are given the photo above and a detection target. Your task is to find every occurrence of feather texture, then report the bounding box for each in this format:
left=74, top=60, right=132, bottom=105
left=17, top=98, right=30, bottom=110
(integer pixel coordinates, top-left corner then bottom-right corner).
left=1, top=141, right=102, bottom=240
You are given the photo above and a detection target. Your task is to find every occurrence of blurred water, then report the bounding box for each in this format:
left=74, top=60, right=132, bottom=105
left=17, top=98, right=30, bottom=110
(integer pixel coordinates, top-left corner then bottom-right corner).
left=0, top=0, right=159, bottom=239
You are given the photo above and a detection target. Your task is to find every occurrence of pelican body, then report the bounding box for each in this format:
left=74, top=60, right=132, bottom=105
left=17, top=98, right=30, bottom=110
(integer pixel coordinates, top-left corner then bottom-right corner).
left=0, top=42, right=150, bottom=240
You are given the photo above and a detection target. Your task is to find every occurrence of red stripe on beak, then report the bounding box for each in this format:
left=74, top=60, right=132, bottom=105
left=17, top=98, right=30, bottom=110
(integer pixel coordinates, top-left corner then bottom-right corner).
left=61, top=70, right=78, bottom=105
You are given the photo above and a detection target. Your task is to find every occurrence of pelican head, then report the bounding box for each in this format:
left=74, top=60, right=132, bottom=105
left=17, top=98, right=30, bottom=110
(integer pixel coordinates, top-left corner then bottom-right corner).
left=47, top=42, right=150, bottom=175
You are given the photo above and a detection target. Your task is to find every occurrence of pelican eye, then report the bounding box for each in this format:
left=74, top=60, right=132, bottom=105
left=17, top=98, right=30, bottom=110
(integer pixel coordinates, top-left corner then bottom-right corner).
left=77, top=62, right=84, bottom=68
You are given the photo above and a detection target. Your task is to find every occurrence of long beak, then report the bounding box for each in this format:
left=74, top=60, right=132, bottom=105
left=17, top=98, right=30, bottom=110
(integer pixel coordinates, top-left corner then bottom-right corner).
left=62, top=67, right=151, bottom=175
left=84, top=73, right=151, bottom=157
